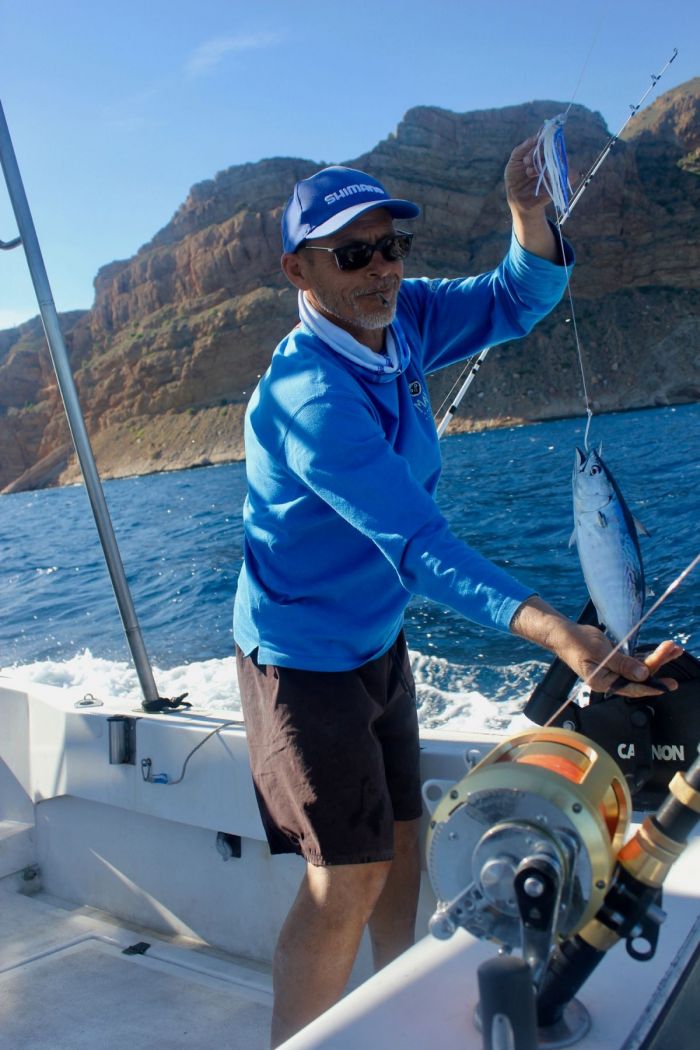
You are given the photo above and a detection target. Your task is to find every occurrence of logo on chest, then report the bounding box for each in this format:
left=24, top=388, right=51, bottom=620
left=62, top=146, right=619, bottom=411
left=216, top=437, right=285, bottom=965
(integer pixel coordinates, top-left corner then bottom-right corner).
left=409, top=379, right=431, bottom=417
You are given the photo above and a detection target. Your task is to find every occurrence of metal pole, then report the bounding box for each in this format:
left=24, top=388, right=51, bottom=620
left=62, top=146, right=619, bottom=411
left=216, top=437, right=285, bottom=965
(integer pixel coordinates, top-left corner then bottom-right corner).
left=0, top=100, right=160, bottom=708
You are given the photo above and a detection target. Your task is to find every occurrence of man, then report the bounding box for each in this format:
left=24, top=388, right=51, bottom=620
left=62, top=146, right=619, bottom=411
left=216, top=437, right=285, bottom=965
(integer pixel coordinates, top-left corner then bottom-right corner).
left=233, top=139, right=679, bottom=1046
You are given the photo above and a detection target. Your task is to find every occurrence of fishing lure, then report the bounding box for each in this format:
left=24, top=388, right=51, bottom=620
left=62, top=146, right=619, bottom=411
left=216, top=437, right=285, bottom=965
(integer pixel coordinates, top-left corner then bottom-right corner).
left=533, top=114, right=571, bottom=218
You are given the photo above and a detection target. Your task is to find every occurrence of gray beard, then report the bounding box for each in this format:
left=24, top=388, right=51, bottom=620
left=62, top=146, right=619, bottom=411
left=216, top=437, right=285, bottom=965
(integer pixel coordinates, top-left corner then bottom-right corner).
left=312, top=289, right=397, bottom=332
left=353, top=306, right=396, bottom=330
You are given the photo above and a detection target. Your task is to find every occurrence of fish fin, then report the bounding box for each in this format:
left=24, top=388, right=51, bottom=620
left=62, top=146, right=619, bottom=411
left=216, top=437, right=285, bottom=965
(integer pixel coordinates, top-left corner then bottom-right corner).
left=597, top=511, right=608, bottom=528
left=633, top=516, right=651, bottom=538
left=569, top=529, right=577, bottom=548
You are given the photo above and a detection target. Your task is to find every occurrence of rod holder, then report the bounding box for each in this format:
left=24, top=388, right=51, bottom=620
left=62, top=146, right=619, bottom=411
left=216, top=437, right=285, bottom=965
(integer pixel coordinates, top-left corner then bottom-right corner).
left=108, top=716, right=136, bottom=765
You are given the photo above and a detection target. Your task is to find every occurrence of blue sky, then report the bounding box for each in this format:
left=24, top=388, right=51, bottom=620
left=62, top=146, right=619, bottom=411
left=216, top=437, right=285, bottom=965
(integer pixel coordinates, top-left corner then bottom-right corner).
left=1, top=0, right=696, bottom=328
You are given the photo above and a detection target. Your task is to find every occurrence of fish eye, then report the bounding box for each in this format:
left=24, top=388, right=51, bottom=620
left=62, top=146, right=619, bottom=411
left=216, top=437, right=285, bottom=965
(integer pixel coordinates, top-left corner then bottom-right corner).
left=590, top=465, right=601, bottom=475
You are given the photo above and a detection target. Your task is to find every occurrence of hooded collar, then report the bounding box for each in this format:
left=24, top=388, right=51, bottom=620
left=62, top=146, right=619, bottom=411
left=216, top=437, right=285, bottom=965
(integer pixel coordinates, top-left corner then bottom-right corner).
left=298, top=291, right=410, bottom=384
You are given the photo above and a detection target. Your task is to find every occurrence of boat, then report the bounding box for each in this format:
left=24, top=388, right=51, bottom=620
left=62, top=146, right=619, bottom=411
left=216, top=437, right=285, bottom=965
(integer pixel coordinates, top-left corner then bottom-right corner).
left=2, top=674, right=699, bottom=1049
left=2, top=99, right=699, bottom=1050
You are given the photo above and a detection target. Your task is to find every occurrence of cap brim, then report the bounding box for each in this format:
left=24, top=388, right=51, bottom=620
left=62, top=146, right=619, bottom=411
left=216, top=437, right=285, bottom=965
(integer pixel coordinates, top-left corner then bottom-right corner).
left=305, top=198, right=420, bottom=241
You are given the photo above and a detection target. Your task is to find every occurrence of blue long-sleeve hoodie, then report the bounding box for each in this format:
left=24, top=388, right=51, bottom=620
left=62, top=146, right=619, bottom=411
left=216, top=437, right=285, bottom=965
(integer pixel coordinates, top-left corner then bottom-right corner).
left=234, top=231, right=573, bottom=670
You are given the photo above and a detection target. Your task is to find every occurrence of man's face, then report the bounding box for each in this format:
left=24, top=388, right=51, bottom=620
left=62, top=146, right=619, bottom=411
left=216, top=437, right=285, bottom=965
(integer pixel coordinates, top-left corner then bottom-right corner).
left=285, top=209, right=404, bottom=346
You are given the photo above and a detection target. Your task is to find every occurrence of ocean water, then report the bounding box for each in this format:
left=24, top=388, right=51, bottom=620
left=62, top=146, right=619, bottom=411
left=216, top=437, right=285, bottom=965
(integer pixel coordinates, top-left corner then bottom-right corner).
left=1, top=405, right=698, bottom=731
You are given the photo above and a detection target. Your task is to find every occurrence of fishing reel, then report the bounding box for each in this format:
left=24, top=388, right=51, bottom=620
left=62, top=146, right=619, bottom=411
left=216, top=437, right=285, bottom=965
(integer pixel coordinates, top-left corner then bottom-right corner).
left=427, top=726, right=700, bottom=1047
left=426, top=728, right=631, bottom=985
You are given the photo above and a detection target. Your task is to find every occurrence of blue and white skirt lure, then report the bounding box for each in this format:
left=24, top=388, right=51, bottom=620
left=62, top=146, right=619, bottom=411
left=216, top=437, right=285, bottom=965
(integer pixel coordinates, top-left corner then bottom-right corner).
left=533, top=114, right=571, bottom=219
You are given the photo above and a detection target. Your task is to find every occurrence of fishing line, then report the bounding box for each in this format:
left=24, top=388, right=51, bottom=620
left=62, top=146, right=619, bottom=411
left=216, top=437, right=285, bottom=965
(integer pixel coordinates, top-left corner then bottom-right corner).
left=548, top=215, right=593, bottom=449
left=562, top=5, right=608, bottom=119
left=435, top=48, right=679, bottom=438
left=519, top=45, right=679, bottom=446
left=540, top=551, right=700, bottom=730
left=434, top=50, right=587, bottom=437
left=532, top=119, right=595, bottom=447
left=518, top=6, right=606, bottom=432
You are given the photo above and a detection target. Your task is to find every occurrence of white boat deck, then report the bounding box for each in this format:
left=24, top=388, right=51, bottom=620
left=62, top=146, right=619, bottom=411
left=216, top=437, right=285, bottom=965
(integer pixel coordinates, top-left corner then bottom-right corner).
left=0, top=876, right=273, bottom=1050
left=279, top=835, right=700, bottom=1050
left=1, top=679, right=699, bottom=1050
left=3, top=836, right=699, bottom=1050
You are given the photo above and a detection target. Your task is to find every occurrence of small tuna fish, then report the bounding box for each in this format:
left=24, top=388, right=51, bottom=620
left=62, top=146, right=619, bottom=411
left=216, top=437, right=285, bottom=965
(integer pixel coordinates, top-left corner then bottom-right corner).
left=571, top=447, right=648, bottom=654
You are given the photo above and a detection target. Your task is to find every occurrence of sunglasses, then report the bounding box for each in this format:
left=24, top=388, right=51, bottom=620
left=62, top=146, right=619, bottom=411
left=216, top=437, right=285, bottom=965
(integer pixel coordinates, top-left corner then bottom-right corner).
left=303, top=231, right=413, bottom=272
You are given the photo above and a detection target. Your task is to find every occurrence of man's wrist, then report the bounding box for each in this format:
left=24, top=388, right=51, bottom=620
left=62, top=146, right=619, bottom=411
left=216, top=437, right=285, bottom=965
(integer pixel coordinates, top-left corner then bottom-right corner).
left=510, top=595, right=577, bottom=655
left=510, top=210, right=559, bottom=264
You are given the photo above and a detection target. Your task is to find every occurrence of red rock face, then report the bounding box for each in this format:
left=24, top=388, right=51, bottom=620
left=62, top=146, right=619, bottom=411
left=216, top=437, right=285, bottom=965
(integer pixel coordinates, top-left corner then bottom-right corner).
left=1, top=86, right=699, bottom=491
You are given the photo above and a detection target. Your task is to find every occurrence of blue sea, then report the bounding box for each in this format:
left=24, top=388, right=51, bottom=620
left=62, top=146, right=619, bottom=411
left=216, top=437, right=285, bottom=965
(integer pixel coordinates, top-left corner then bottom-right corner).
left=1, top=405, right=698, bottom=732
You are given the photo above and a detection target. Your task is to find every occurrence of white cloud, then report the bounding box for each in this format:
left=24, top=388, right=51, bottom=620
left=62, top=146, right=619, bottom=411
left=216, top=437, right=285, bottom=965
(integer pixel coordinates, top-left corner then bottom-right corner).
left=185, top=32, right=282, bottom=77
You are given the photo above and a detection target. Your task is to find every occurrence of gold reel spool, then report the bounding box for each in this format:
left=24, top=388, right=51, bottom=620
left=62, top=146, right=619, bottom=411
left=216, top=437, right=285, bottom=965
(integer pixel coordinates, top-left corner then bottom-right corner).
left=427, top=728, right=632, bottom=946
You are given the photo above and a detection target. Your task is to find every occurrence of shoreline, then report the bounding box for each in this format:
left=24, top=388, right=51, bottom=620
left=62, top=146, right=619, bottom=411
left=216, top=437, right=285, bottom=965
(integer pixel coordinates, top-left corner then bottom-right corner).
left=3, top=398, right=696, bottom=495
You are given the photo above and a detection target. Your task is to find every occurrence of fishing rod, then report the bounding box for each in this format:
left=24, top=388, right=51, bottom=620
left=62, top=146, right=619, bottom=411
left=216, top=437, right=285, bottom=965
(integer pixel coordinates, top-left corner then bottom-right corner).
left=435, top=48, right=680, bottom=438
left=0, top=101, right=184, bottom=714
left=566, top=47, right=678, bottom=215
left=436, top=348, right=489, bottom=438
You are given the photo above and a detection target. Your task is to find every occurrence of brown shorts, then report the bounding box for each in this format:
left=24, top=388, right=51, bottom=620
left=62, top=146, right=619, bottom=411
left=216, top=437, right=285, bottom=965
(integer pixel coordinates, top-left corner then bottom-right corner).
left=236, top=632, right=422, bottom=866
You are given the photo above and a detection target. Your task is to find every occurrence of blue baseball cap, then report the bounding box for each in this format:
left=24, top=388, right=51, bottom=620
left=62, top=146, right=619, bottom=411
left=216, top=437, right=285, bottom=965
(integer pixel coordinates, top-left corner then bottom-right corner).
left=282, top=166, right=420, bottom=253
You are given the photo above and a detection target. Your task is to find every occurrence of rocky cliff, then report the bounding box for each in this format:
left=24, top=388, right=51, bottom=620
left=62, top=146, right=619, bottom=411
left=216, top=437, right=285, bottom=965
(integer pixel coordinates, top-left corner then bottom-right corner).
left=1, top=80, right=698, bottom=492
